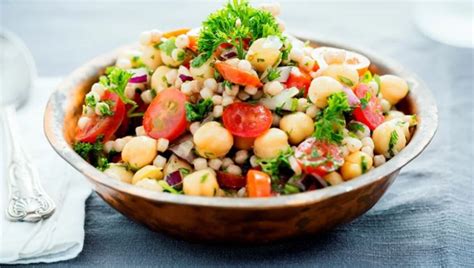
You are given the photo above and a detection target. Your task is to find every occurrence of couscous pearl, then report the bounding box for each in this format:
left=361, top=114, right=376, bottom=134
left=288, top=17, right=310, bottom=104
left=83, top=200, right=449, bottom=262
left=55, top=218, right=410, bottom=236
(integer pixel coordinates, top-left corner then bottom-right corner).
left=104, top=140, right=115, bottom=153
left=306, top=105, right=319, bottom=118
left=374, top=155, right=386, bottom=167
left=178, top=65, right=191, bottom=76
left=208, top=159, right=223, bottom=170
left=297, top=98, right=308, bottom=112
left=222, top=96, right=234, bottom=106
left=234, top=150, right=249, bottom=164
left=272, top=114, right=281, bottom=126
left=153, top=155, right=167, bottom=168
left=82, top=106, right=94, bottom=116
left=344, top=137, right=362, bottom=153
left=238, top=91, right=250, bottom=100
left=204, top=78, right=218, bottom=91
left=263, top=81, right=284, bottom=96
left=227, top=164, right=242, bottom=176
left=213, top=105, right=224, bottom=118
left=252, top=90, right=264, bottom=100
left=156, top=138, right=169, bottom=152
left=211, top=95, right=223, bottom=105
left=221, top=157, right=233, bottom=169
left=225, top=85, right=239, bottom=96
left=193, top=158, right=208, bottom=170
left=140, top=90, right=154, bottom=104
left=116, top=58, right=132, bottom=69
left=200, top=87, right=214, bottom=99
left=113, top=138, right=128, bottom=152
left=340, top=145, right=350, bottom=158
left=368, top=81, right=379, bottom=96
left=122, top=136, right=133, bottom=143
left=85, top=91, right=100, bottom=104
left=189, top=122, right=201, bottom=135
left=361, top=137, right=375, bottom=148
left=95, top=102, right=110, bottom=116
left=249, top=155, right=259, bottom=167
left=91, top=83, right=105, bottom=97
left=381, top=99, right=391, bottom=113
left=244, top=85, right=258, bottom=95
left=226, top=58, right=240, bottom=67
left=290, top=48, right=304, bottom=63
left=124, top=84, right=136, bottom=99
left=174, top=78, right=183, bottom=88
left=77, top=116, right=91, bottom=130
left=299, top=56, right=314, bottom=71
left=361, top=146, right=374, bottom=158
left=135, top=126, right=146, bottom=136
left=181, top=81, right=198, bottom=95
left=175, top=34, right=190, bottom=49
left=216, top=83, right=224, bottom=94
left=165, top=69, right=178, bottom=85
left=237, top=60, right=252, bottom=72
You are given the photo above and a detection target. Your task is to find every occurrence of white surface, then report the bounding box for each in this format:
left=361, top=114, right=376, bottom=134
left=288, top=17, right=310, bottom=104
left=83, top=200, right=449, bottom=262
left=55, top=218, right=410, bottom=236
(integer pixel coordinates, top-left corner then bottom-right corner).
left=0, top=77, right=92, bottom=264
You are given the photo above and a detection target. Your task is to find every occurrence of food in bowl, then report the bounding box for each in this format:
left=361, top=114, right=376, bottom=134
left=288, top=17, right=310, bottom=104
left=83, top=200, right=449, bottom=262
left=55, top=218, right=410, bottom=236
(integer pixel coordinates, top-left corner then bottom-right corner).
left=72, top=0, right=417, bottom=198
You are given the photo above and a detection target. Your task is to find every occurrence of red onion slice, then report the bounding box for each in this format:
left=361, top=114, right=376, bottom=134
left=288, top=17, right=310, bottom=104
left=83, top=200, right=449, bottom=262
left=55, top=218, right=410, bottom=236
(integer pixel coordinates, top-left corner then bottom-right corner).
left=165, top=170, right=183, bottom=190
left=342, top=87, right=360, bottom=106
left=129, top=68, right=149, bottom=83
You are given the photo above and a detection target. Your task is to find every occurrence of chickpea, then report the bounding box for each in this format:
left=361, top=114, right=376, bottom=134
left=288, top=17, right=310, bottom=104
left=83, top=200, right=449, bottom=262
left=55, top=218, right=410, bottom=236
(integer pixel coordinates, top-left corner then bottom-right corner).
left=190, top=58, right=215, bottom=82
left=194, top=121, right=233, bottom=158
left=135, top=178, right=163, bottom=192
left=141, top=45, right=162, bottom=71
left=103, top=164, right=133, bottom=184
left=253, top=128, right=290, bottom=159
left=132, top=165, right=163, bottom=184
left=183, top=168, right=220, bottom=197
left=380, top=75, right=409, bottom=105
left=384, top=110, right=405, bottom=121
left=279, top=112, right=314, bottom=144
left=307, top=76, right=343, bottom=108
left=151, top=66, right=172, bottom=92
left=122, top=136, right=157, bottom=170
left=372, top=120, right=407, bottom=158
left=234, top=136, right=255, bottom=150
left=341, top=151, right=373, bottom=180
left=321, top=64, right=359, bottom=87
left=323, top=172, right=344, bottom=185
left=246, top=37, right=282, bottom=72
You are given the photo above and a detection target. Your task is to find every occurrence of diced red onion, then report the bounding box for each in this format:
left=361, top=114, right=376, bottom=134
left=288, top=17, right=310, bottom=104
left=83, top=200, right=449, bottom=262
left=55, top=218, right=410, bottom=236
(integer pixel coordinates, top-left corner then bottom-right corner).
left=179, top=74, right=193, bottom=82
left=129, top=68, right=149, bottom=83
left=169, top=135, right=195, bottom=163
left=165, top=170, right=183, bottom=190
left=342, top=87, right=360, bottom=106
left=222, top=51, right=237, bottom=59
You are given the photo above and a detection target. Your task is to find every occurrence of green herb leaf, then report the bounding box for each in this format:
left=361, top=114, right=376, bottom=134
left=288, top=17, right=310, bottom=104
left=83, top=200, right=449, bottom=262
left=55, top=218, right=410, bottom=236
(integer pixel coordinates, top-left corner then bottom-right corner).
left=338, top=75, right=354, bottom=87
left=361, top=155, right=368, bottom=174
left=185, top=98, right=214, bottom=122
left=266, top=68, right=281, bottom=81
left=361, top=70, right=373, bottom=84
left=256, top=148, right=294, bottom=181
left=282, top=183, right=300, bottom=195
left=347, top=121, right=365, bottom=133
left=360, top=91, right=372, bottom=109
left=373, top=74, right=382, bottom=95
left=388, top=130, right=399, bottom=157
left=200, top=174, right=209, bottom=183
left=85, top=93, right=97, bottom=108
left=159, top=39, right=177, bottom=56
left=313, top=92, right=352, bottom=144
left=73, top=139, right=109, bottom=171
left=158, top=180, right=181, bottom=194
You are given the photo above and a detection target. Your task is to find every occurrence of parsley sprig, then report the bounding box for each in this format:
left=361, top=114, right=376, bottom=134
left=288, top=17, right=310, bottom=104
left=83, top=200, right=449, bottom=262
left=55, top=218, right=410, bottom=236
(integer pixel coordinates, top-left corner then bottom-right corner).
left=73, top=139, right=109, bottom=171
left=313, top=92, right=352, bottom=144
left=99, top=67, right=137, bottom=116
left=257, top=148, right=294, bottom=181
left=185, top=98, right=214, bottom=122
left=192, top=0, right=282, bottom=67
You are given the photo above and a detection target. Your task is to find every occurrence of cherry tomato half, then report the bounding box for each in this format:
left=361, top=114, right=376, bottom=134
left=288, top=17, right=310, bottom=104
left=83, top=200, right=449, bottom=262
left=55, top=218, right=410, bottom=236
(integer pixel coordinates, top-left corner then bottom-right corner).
left=143, top=88, right=187, bottom=141
left=215, top=61, right=262, bottom=87
left=285, top=68, right=312, bottom=95
left=216, top=171, right=246, bottom=190
left=295, top=137, right=344, bottom=177
left=75, top=91, right=126, bottom=143
left=246, top=170, right=271, bottom=197
left=352, top=84, right=384, bottom=130
left=222, top=102, right=272, bottom=138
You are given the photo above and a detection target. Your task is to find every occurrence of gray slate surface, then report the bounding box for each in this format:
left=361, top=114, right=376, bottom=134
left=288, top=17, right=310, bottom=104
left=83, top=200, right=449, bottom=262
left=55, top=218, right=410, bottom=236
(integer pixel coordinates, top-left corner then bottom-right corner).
left=2, top=0, right=473, bottom=266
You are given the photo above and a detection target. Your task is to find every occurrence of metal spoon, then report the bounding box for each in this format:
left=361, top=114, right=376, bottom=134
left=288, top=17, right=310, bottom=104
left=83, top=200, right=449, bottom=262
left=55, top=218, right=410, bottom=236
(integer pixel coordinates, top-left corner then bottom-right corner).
left=0, top=30, right=55, bottom=222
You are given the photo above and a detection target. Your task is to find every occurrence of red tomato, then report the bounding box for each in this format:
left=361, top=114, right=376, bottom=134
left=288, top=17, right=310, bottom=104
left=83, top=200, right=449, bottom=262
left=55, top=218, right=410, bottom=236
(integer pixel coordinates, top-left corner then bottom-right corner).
left=143, top=88, right=187, bottom=141
left=222, top=103, right=272, bottom=138
left=285, top=68, right=312, bottom=95
left=215, top=62, right=262, bottom=87
left=75, top=91, right=126, bottom=143
left=295, top=138, right=344, bottom=177
left=216, top=171, right=246, bottom=190
left=246, top=170, right=271, bottom=197
left=352, top=84, right=384, bottom=130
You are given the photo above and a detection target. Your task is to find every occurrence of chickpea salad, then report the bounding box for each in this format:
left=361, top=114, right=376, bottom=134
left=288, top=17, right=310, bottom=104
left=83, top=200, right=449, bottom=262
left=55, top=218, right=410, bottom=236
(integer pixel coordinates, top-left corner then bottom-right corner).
left=73, top=0, right=417, bottom=198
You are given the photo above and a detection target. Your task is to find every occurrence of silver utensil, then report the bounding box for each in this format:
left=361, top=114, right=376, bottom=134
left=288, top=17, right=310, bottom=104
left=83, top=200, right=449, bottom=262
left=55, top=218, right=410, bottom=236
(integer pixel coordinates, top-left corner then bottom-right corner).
left=1, top=30, right=55, bottom=222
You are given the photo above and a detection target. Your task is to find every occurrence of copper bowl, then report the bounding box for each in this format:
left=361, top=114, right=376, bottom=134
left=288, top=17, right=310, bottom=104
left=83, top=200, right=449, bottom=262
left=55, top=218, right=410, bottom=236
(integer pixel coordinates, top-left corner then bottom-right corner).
left=44, top=36, right=438, bottom=243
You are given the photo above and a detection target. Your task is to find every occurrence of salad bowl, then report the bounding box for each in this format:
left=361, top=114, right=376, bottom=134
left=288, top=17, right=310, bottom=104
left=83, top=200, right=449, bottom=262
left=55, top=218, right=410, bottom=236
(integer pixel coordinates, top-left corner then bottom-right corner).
left=44, top=36, right=437, bottom=242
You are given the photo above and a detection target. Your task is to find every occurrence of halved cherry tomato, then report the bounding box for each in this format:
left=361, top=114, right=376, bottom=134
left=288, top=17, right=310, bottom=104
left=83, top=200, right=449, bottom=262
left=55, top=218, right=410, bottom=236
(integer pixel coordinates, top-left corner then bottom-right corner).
left=295, top=138, right=344, bottom=177
left=215, top=61, right=262, bottom=87
left=285, top=68, right=312, bottom=95
left=216, top=171, right=246, bottom=190
left=143, top=88, right=187, bottom=141
left=222, top=102, right=272, bottom=138
left=162, top=28, right=190, bottom=38
left=352, top=84, right=384, bottom=130
left=246, top=170, right=271, bottom=197
left=75, top=91, right=126, bottom=143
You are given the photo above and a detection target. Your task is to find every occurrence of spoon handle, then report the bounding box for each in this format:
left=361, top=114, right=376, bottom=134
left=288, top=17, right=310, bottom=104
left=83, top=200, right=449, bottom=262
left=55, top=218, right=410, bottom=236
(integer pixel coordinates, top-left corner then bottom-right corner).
left=2, top=105, right=55, bottom=222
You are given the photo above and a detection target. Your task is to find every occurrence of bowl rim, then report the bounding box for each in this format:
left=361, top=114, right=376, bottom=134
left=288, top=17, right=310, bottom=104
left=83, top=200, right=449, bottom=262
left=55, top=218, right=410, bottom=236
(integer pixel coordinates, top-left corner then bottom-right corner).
left=43, top=34, right=438, bottom=209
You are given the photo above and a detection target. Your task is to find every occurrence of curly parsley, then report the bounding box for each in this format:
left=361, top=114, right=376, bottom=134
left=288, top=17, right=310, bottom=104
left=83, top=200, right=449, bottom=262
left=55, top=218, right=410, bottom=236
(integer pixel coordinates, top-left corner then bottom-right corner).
left=185, top=98, right=214, bottom=122
left=99, top=67, right=137, bottom=116
left=313, top=92, right=352, bottom=144
left=257, top=148, right=294, bottom=181
left=192, top=0, right=282, bottom=67
left=73, top=139, right=109, bottom=171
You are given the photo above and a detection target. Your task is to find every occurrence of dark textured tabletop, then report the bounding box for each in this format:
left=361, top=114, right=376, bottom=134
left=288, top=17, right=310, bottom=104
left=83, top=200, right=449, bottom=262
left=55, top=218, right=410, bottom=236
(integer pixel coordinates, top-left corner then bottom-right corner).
left=3, top=0, right=473, bottom=266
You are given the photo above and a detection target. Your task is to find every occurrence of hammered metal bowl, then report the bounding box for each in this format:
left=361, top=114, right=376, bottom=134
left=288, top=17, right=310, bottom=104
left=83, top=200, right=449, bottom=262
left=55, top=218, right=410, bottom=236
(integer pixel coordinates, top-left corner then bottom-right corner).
left=44, top=37, right=438, bottom=242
